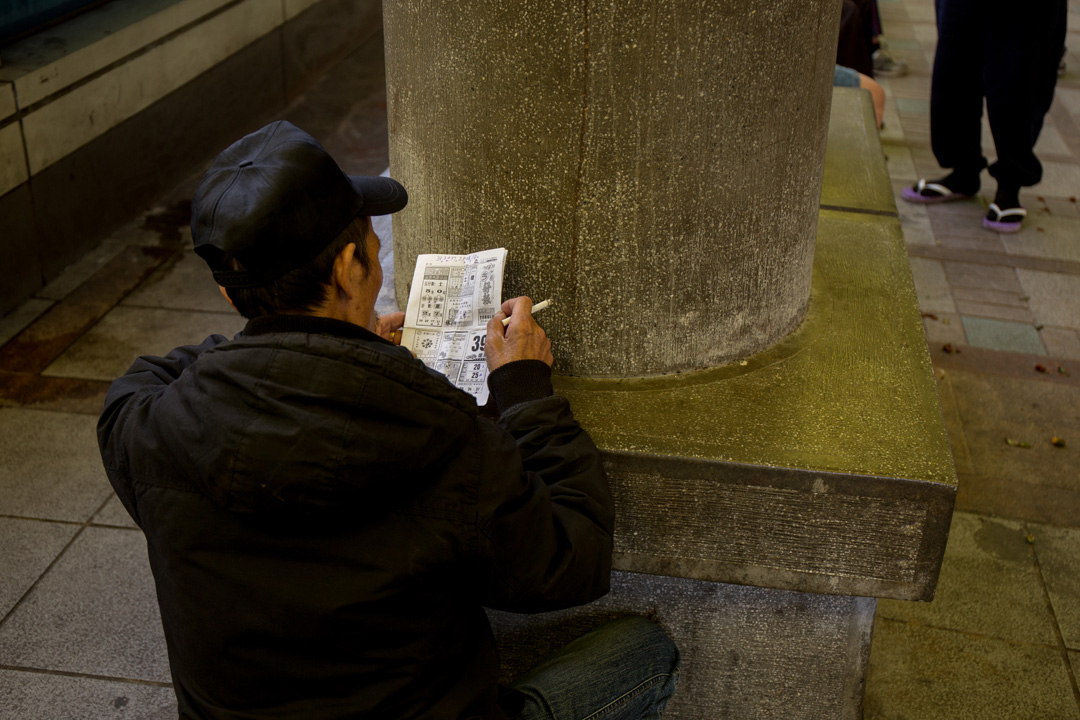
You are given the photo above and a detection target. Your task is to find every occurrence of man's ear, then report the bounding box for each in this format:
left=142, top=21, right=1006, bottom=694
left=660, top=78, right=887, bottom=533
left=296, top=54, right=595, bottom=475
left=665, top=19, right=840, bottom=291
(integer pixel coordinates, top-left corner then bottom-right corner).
left=218, top=286, right=239, bottom=313
left=331, top=243, right=359, bottom=299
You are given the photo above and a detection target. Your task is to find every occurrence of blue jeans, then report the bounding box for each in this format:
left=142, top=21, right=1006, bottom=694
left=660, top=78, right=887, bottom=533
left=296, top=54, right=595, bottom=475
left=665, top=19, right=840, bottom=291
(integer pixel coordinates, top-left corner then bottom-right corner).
left=507, top=616, right=680, bottom=720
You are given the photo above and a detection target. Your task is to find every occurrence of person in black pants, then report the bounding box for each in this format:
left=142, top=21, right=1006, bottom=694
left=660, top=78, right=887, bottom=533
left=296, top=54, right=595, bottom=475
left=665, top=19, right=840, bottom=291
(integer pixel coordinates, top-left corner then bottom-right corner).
left=902, top=0, right=1067, bottom=233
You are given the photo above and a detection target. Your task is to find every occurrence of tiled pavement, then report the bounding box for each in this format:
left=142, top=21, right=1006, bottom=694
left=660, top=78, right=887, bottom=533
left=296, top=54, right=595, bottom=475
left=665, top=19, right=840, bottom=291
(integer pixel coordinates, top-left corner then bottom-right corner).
left=1, top=1, right=1079, bottom=717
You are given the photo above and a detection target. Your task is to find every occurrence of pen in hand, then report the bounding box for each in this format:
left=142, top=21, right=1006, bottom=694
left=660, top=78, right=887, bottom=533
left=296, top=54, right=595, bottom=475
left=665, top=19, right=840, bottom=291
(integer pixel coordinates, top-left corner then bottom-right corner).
left=501, top=299, right=551, bottom=327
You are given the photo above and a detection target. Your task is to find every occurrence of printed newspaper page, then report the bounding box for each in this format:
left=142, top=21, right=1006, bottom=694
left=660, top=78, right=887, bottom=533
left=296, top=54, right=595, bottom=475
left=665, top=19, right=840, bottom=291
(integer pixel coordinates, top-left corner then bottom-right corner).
left=399, top=248, right=507, bottom=405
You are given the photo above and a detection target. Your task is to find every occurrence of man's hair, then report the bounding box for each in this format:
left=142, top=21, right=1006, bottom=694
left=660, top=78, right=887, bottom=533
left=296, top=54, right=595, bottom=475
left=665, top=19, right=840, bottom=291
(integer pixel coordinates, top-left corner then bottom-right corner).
left=222, top=216, right=372, bottom=319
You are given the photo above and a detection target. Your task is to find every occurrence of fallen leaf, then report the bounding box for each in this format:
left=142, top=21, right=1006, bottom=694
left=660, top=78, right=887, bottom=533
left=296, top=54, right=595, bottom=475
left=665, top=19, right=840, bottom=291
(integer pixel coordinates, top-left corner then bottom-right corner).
left=1037, top=227, right=1045, bottom=232
left=1019, top=296, right=1029, bottom=301
left=1059, top=366, right=1071, bottom=377
left=921, top=312, right=938, bottom=320
left=1070, top=196, right=1077, bottom=203
left=942, top=343, right=955, bottom=354
left=1035, top=324, right=1045, bottom=331
left=1006, top=438, right=1032, bottom=448
left=1035, top=364, right=1048, bottom=373
left=942, top=316, right=950, bottom=325
left=1037, top=196, right=1045, bottom=202
left=1051, top=437, right=1067, bottom=448
left=1027, top=534, right=1036, bottom=544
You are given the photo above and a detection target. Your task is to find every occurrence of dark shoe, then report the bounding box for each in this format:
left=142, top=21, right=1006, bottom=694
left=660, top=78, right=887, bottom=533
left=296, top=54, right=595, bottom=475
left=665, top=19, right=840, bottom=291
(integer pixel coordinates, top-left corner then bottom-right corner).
left=873, top=48, right=909, bottom=78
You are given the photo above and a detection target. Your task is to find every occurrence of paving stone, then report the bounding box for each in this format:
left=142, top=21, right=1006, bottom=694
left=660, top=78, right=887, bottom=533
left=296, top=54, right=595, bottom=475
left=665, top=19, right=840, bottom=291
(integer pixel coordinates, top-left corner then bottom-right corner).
left=0, top=246, right=173, bottom=374
left=864, top=618, right=1080, bottom=720
left=884, top=145, right=917, bottom=181
left=0, top=518, right=78, bottom=619
left=1035, top=124, right=1072, bottom=157
left=961, top=316, right=1044, bottom=354
left=876, top=512, right=1058, bottom=645
left=946, top=370, right=1080, bottom=493
left=911, top=21, right=937, bottom=45
left=42, top=306, right=247, bottom=382
left=904, top=3, right=937, bottom=23
left=908, top=257, right=955, bottom=313
left=880, top=107, right=905, bottom=144
left=932, top=368, right=975, bottom=476
left=35, top=237, right=130, bottom=302
left=921, top=312, right=966, bottom=347
left=955, top=300, right=1035, bottom=324
left=944, top=261, right=1023, bottom=292
left=1035, top=160, right=1080, bottom=199
left=1040, top=325, right=1080, bottom=360
left=1002, top=213, right=1080, bottom=262
left=952, top=287, right=1030, bottom=306
left=1031, top=523, right=1080, bottom=650
left=0, top=408, right=113, bottom=522
left=0, top=526, right=170, bottom=682
left=0, top=670, right=176, bottom=720
left=1058, top=87, right=1080, bottom=117
left=91, top=495, right=138, bottom=529
left=935, top=232, right=1007, bottom=253
left=0, top=298, right=53, bottom=347
left=122, top=249, right=233, bottom=314
left=895, top=197, right=935, bottom=246
left=1017, top=269, right=1080, bottom=330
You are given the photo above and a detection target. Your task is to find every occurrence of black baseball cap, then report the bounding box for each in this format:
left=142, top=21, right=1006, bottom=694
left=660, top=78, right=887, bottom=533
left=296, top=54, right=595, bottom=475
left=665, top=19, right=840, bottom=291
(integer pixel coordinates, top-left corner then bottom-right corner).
left=191, top=121, right=407, bottom=288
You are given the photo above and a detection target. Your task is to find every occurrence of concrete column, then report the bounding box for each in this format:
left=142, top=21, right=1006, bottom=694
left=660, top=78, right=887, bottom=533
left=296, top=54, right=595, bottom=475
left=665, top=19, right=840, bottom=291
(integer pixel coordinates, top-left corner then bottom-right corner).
left=386, top=0, right=839, bottom=377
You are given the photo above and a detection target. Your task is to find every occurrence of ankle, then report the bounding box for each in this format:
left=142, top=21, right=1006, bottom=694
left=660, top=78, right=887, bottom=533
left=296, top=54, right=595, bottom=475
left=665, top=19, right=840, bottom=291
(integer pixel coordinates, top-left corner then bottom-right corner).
left=993, top=185, right=1021, bottom=210
left=940, top=171, right=980, bottom=196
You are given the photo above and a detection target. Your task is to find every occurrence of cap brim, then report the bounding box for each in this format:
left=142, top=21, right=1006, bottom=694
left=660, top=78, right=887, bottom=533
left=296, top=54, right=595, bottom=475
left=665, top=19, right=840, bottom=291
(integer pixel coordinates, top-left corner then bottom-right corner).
left=349, top=175, right=408, bottom=216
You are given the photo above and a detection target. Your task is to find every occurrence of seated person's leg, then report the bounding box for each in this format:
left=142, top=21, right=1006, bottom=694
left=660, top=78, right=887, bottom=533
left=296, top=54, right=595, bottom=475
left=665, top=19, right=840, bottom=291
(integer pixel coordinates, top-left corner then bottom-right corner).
left=509, top=616, right=680, bottom=720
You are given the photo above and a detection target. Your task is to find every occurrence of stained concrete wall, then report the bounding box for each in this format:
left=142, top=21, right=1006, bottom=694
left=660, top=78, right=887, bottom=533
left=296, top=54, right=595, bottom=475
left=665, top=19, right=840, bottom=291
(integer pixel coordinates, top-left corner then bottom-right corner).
left=0, top=0, right=382, bottom=316
left=386, top=0, right=841, bottom=377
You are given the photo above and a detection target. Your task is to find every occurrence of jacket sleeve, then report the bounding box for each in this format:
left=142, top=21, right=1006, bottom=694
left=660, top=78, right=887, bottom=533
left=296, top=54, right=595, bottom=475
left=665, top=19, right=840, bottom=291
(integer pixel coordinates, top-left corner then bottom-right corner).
left=97, top=334, right=229, bottom=524
left=476, top=363, right=614, bottom=613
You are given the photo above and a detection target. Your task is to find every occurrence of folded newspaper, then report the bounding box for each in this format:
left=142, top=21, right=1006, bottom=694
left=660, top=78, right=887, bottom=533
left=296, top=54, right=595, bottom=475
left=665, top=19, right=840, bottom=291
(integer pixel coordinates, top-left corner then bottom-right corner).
left=399, top=248, right=507, bottom=405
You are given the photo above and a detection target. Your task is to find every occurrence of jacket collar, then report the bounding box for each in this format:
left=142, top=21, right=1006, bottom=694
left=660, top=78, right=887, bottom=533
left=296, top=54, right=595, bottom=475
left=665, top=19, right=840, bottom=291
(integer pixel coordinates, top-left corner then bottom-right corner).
left=243, top=314, right=391, bottom=345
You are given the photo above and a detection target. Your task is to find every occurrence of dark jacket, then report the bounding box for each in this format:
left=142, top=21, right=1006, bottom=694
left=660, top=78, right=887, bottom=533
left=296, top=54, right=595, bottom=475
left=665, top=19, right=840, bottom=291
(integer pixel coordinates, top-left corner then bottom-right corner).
left=97, top=314, right=613, bottom=719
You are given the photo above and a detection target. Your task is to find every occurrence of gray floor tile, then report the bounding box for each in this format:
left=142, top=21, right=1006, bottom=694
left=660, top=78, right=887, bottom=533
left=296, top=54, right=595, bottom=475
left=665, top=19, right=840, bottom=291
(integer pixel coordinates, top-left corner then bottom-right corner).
left=0, top=518, right=78, bottom=619
left=1002, top=214, right=1080, bottom=263
left=35, top=237, right=130, bottom=302
left=908, top=257, right=956, bottom=313
left=0, top=298, right=53, bottom=346
left=0, top=408, right=113, bottom=522
left=0, top=669, right=176, bottom=719
left=1041, top=326, right=1080, bottom=360
left=895, top=198, right=935, bottom=246
left=922, top=312, right=966, bottom=347
left=41, top=306, right=247, bottom=382
left=864, top=618, right=1080, bottom=720
left=877, top=512, right=1058, bottom=645
left=91, top=495, right=138, bottom=529
left=1032, top=523, right=1080, bottom=650
left=1035, top=124, right=1072, bottom=157
left=1017, top=269, right=1080, bottom=331
left=945, top=371, right=1080, bottom=492
left=961, top=316, right=1045, bottom=354
left=0, top=526, right=169, bottom=682
left=1035, top=160, right=1080, bottom=200
left=121, top=249, right=234, bottom=313
left=933, top=369, right=975, bottom=475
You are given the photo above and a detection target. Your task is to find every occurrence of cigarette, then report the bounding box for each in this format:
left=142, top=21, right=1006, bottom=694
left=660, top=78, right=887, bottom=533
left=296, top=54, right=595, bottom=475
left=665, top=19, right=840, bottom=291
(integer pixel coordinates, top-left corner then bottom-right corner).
left=502, top=299, right=551, bottom=326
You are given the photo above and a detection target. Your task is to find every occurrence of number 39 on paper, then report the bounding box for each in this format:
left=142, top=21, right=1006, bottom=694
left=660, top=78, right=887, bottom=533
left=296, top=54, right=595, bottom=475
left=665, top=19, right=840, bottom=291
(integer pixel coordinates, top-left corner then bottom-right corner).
left=465, top=332, right=486, bottom=361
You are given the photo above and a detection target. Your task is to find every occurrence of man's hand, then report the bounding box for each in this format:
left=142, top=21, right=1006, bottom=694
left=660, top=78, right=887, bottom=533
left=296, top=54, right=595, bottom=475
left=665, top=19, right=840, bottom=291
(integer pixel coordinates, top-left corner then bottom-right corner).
left=486, top=296, right=554, bottom=372
left=375, top=311, right=405, bottom=345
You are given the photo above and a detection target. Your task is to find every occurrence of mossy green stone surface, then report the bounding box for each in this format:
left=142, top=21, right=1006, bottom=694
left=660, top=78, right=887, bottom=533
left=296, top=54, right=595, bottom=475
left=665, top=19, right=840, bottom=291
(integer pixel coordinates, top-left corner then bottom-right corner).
left=556, top=210, right=953, bottom=486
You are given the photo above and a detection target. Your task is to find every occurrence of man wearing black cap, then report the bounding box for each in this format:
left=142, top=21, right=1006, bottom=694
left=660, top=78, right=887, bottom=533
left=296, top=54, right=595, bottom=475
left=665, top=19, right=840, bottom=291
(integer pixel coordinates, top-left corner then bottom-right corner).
left=97, top=121, right=679, bottom=719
